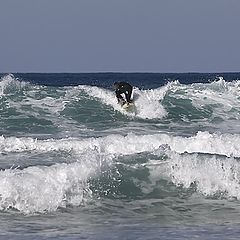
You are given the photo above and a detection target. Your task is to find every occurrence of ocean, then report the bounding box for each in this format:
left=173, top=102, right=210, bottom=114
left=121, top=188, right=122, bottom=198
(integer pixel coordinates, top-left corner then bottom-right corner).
left=0, top=72, right=240, bottom=239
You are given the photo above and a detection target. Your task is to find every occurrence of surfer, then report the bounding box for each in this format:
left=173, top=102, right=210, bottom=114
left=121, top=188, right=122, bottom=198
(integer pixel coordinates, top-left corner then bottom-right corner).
left=113, top=82, right=133, bottom=105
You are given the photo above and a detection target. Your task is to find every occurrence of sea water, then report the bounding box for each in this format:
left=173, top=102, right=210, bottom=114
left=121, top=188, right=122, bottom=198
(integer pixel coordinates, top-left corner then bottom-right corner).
left=0, top=73, right=240, bottom=239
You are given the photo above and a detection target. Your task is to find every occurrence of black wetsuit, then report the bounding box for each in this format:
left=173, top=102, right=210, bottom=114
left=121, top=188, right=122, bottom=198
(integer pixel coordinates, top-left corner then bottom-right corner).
left=115, top=82, right=133, bottom=103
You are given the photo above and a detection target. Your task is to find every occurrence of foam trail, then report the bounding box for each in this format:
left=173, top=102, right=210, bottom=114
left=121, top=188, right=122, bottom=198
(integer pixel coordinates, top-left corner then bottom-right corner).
left=132, top=87, right=167, bottom=119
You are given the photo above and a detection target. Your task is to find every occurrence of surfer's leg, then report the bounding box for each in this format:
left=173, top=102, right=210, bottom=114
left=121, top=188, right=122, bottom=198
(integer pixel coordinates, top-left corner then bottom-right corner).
left=116, top=91, right=125, bottom=103
left=125, top=89, right=132, bottom=102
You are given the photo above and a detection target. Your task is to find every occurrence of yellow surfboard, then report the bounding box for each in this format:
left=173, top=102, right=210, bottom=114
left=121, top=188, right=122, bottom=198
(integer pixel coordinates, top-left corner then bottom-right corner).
left=121, top=102, right=135, bottom=111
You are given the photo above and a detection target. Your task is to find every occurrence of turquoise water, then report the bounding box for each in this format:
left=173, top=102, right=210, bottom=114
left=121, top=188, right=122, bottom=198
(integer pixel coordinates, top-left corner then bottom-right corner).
left=0, top=73, right=240, bottom=239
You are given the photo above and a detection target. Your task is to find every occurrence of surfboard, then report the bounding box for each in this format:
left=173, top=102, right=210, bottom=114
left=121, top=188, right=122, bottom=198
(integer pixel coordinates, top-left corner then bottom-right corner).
left=121, top=102, right=135, bottom=111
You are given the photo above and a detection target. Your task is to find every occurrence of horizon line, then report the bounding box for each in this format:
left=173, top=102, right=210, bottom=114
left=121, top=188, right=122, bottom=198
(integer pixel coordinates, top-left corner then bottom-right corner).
left=1, top=71, right=240, bottom=74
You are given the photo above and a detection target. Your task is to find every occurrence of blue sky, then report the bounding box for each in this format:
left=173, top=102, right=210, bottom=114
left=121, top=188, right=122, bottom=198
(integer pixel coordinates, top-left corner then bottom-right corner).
left=1, top=0, right=239, bottom=72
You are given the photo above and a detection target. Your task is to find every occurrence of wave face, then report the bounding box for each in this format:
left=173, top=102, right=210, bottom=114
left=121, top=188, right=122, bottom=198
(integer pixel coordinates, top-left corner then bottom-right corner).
left=1, top=73, right=240, bottom=237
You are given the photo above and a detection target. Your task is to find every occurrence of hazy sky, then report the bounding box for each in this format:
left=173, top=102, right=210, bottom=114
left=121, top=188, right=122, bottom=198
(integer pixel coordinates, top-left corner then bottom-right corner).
left=1, top=0, right=239, bottom=72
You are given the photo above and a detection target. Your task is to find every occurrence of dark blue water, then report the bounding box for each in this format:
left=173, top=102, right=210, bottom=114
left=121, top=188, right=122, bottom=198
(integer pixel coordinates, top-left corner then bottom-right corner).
left=4, top=72, right=240, bottom=88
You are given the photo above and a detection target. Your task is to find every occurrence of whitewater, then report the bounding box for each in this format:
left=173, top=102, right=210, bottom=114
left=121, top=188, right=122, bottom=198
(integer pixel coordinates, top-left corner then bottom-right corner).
left=0, top=73, right=240, bottom=239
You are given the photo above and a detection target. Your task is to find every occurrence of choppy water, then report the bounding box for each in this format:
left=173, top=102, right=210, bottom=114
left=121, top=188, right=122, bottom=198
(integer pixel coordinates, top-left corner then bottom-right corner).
left=0, top=73, right=240, bottom=239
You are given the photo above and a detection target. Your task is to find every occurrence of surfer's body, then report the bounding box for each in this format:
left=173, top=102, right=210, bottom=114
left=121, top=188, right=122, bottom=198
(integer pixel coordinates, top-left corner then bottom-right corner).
left=113, top=82, right=133, bottom=105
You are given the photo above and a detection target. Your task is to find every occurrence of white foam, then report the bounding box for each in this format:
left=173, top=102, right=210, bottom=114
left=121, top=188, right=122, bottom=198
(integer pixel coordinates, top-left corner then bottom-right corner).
left=1, top=130, right=240, bottom=212
left=1, top=131, right=240, bottom=158
left=132, top=87, right=167, bottom=119
left=166, top=151, right=240, bottom=199
left=166, top=78, right=240, bottom=120
left=0, top=149, right=113, bottom=214
left=0, top=74, right=27, bottom=96
left=4, top=82, right=87, bottom=135
left=142, top=147, right=240, bottom=200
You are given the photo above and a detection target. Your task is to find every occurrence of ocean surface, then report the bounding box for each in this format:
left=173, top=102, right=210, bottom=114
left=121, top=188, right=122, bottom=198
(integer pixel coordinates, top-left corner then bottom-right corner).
left=0, top=72, right=240, bottom=239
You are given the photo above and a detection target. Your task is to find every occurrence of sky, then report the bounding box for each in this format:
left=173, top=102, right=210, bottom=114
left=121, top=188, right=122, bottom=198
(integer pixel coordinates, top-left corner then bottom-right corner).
left=0, top=0, right=240, bottom=73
